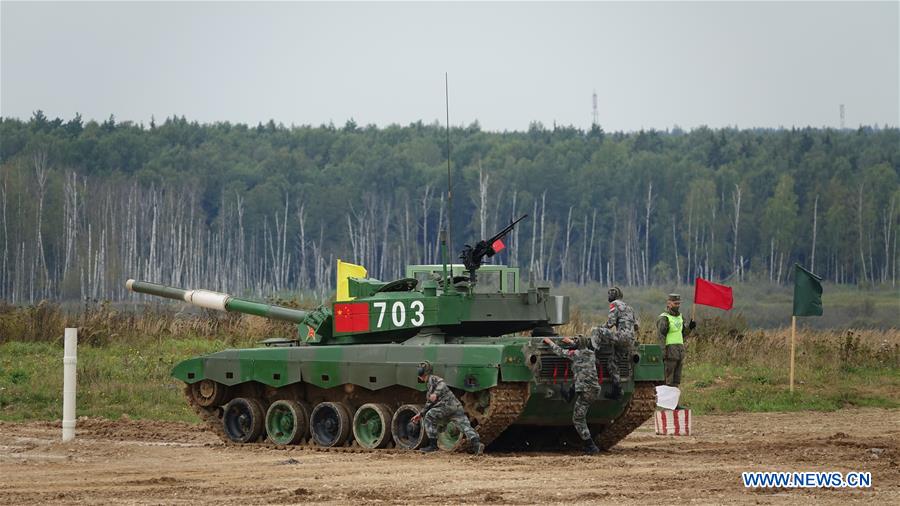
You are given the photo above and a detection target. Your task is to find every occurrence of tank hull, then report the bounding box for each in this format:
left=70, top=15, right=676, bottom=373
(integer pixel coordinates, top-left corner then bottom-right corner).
left=172, top=339, right=664, bottom=449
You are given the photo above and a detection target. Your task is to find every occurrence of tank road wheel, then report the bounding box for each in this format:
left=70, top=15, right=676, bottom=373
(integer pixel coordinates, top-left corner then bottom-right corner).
left=391, top=404, right=426, bottom=450
left=222, top=397, right=265, bottom=443
left=191, top=379, right=228, bottom=408
left=436, top=420, right=466, bottom=451
left=265, top=400, right=310, bottom=445
left=310, top=402, right=352, bottom=447
left=352, top=403, right=393, bottom=449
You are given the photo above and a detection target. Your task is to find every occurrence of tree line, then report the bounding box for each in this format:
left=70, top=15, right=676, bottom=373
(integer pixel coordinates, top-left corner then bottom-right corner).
left=0, top=112, right=897, bottom=303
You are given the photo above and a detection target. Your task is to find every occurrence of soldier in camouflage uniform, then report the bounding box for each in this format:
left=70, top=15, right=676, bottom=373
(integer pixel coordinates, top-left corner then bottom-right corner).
left=542, top=336, right=601, bottom=454
left=590, top=286, right=639, bottom=399
left=411, top=361, right=484, bottom=455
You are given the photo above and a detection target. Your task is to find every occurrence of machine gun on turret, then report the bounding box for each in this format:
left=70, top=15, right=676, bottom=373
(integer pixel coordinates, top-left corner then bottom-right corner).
left=459, top=214, right=528, bottom=285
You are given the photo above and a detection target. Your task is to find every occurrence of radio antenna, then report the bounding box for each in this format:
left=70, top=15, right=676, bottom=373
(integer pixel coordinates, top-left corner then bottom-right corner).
left=445, top=72, right=453, bottom=255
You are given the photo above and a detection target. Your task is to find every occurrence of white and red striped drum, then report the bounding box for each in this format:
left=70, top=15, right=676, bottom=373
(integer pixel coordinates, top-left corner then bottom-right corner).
left=655, top=409, right=692, bottom=436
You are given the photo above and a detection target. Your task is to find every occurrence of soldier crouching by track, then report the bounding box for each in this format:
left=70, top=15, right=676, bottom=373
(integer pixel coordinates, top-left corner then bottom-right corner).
left=542, top=336, right=602, bottom=454
left=411, top=361, right=485, bottom=455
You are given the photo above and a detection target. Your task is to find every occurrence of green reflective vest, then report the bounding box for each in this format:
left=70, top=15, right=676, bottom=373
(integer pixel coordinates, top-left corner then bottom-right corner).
left=660, top=312, right=684, bottom=345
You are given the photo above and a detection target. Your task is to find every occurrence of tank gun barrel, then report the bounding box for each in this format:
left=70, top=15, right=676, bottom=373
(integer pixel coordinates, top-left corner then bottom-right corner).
left=125, top=279, right=308, bottom=323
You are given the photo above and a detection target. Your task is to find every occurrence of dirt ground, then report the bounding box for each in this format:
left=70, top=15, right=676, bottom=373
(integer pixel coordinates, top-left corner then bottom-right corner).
left=1, top=408, right=898, bottom=505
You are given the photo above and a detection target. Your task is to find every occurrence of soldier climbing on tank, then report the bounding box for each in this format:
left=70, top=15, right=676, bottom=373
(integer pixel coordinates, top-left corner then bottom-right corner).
left=410, top=361, right=485, bottom=455
left=590, top=286, right=638, bottom=400
left=542, top=336, right=602, bottom=454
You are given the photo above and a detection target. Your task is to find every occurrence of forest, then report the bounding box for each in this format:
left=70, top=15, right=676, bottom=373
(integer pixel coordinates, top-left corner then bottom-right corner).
left=0, top=112, right=897, bottom=303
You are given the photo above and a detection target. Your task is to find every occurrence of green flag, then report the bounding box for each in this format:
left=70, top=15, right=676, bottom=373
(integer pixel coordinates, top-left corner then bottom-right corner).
left=793, top=264, right=823, bottom=316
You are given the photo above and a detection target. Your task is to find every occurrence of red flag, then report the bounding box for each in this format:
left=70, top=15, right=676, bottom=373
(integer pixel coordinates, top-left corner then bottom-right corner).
left=333, top=302, right=370, bottom=332
left=491, top=239, right=505, bottom=254
left=694, top=277, right=734, bottom=310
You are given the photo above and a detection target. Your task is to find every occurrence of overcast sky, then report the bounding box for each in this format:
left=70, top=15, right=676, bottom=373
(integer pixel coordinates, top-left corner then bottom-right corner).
left=2, top=1, right=898, bottom=132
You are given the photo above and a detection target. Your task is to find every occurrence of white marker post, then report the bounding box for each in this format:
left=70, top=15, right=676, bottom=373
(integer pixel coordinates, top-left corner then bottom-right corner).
left=62, top=327, right=77, bottom=442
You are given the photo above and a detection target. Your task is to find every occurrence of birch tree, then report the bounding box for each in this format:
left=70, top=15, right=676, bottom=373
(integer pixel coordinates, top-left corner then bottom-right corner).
left=32, top=149, right=51, bottom=297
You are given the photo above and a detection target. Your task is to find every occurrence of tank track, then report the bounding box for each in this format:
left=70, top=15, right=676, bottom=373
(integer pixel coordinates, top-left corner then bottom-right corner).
left=466, top=382, right=530, bottom=450
left=184, top=384, right=230, bottom=443
left=593, top=382, right=657, bottom=450
left=185, top=382, right=530, bottom=452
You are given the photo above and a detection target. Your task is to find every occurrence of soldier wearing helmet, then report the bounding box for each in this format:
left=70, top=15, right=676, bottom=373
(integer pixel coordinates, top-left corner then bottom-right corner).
left=410, top=360, right=484, bottom=455
left=590, top=286, right=639, bottom=399
left=542, top=336, right=602, bottom=454
left=603, top=286, right=639, bottom=343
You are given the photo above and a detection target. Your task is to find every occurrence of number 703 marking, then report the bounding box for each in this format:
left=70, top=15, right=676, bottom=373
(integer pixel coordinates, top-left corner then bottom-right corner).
left=372, top=300, right=425, bottom=328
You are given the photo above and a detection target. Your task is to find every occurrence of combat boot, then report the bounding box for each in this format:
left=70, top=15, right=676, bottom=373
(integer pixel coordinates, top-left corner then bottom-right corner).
left=583, top=438, right=600, bottom=455
left=419, top=438, right=438, bottom=453
left=468, top=436, right=485, bottom=456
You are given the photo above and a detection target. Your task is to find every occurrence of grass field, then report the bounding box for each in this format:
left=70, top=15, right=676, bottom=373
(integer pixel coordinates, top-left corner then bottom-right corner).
left=0, top=287, right=897, bottom=422
left=2, top=329, right=896, bottom=422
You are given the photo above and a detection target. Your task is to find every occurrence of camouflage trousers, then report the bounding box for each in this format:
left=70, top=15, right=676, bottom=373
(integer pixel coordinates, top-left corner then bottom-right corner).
left=664, top=344, right=684, bottom=387
left=592, top=328, right=634, bottom=385
left=423, top=405, right=479, bottom=441
left=573, top=388, right=602, bottom=441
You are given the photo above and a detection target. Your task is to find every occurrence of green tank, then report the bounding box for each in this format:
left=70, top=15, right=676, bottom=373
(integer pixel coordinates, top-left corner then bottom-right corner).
left=127, top=219, right=663, bottom=451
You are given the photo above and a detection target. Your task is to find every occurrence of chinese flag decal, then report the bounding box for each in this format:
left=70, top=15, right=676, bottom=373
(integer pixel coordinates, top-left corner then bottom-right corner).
left=491, top=239, right=505, bottom=254
left=333, top=302, right=370, bottom=333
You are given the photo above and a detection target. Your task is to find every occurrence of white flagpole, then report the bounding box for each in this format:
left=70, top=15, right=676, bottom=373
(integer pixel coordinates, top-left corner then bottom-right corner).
left=62, top=328, right=78, bottom=441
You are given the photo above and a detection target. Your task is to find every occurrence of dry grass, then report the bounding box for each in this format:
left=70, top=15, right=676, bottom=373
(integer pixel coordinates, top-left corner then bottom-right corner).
left=562, top=308, right=899, bottom=366
left=0, top=300, right=299, bottom=346
left=3, top=301, right=897, bottom=371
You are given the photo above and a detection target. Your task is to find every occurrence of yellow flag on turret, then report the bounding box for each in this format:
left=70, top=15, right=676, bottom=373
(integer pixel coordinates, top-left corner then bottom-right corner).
left=336, top=259, right=368, bottom=301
